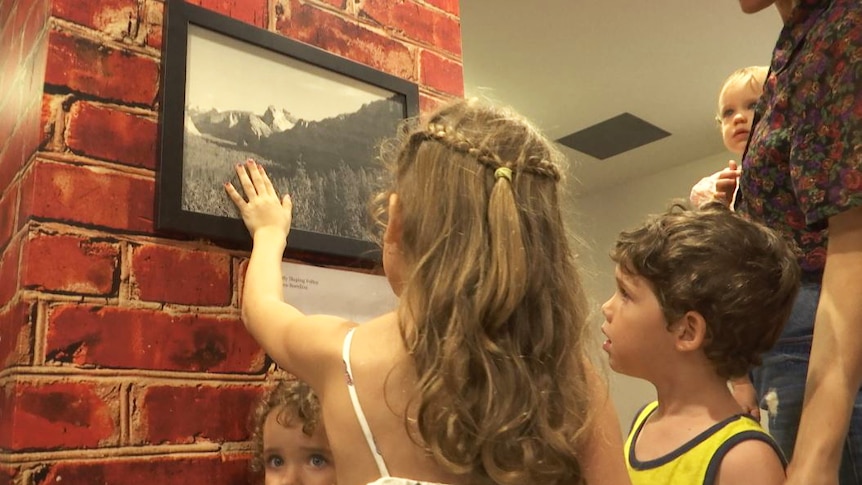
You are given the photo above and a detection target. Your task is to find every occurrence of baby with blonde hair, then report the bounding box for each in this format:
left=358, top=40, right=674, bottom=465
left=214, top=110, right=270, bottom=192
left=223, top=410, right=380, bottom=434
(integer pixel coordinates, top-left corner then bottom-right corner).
left=690, top=66, right=768, bottom=208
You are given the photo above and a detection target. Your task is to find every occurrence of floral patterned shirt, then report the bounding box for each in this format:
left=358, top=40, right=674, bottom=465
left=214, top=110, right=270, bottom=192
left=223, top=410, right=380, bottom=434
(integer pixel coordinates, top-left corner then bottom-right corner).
left=737, top=0, right=862, bottom=277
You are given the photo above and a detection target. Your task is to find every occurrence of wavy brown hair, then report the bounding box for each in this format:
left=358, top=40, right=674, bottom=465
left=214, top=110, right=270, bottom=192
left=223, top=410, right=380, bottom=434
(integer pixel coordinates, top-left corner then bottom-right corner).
left=371, top=99, right=593, bottom=485
left=249, top=379, right=321, bottom=474
left=611, top=202, right=801, bottom=379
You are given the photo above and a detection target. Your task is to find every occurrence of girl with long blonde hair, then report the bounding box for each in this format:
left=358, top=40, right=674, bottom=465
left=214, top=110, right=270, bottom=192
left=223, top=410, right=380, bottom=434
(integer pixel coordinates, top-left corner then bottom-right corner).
left=226, top=98, right=629, bottom=485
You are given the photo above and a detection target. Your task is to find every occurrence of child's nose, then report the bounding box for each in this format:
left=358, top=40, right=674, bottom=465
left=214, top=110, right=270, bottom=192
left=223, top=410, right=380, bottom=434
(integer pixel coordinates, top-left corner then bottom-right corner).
left=600, top=298, right=612, bottom=319
left=276, top=465, right=302, bottom=485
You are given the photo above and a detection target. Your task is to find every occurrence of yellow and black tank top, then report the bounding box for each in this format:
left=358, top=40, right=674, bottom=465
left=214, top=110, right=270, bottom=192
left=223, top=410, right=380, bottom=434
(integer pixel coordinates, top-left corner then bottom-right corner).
left=624, top=401, right=785, bottom=485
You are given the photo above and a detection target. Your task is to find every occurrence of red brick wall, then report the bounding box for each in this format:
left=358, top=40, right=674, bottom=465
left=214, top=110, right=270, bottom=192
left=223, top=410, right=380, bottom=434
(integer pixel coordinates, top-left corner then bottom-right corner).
left=0, top=0, right=462, bottom=483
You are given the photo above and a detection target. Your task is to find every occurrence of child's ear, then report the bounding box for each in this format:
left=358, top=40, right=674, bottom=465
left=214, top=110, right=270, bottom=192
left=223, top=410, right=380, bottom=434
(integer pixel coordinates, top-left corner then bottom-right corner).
left=672, top=311, right=707, bottom=352
left=384, top=193, right=403, bottom=246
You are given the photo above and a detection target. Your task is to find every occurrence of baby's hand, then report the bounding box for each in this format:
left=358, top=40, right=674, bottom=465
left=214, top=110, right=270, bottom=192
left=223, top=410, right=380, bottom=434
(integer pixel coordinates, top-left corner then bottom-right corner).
left=224, top=159, right=293, bottom=239
left=730, top=376, right=761, bottom=421
left=714, top=160, right=740, bottom=206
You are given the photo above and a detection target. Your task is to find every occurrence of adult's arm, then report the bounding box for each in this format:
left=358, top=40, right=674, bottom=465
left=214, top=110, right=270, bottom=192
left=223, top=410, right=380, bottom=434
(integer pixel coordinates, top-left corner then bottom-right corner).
left=786, top=205, right=862, bottom=485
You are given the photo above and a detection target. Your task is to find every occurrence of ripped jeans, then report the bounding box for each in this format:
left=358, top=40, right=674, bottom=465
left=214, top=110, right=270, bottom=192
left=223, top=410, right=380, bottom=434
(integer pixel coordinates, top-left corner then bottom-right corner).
left=751, top=282, right=862, bottom=484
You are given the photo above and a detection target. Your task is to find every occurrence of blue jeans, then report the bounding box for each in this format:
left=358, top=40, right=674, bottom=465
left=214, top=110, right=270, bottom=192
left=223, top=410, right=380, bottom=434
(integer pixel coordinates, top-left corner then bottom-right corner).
left=751, top=282, right=862, bottom=484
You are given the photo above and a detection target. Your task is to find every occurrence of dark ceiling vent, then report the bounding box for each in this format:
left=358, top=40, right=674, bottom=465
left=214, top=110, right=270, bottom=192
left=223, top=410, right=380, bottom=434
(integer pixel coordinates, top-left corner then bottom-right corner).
left=556, top=112, right=671, bottom=160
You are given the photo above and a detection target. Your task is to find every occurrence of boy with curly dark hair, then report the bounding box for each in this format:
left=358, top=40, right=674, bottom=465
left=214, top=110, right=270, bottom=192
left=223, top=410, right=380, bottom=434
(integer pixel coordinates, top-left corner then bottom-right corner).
left=601, top=202, right=800, bottom=485
left=250, top=379, right=335, bottom=485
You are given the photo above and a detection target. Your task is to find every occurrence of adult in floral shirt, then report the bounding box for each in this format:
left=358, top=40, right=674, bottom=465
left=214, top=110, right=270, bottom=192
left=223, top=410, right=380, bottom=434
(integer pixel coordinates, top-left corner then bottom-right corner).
left=734, top=1, right=862, bottom=484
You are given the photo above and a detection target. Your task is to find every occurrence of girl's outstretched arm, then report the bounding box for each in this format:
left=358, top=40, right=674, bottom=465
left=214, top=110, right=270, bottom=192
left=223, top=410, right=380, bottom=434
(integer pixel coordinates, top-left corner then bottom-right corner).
left=225, top=159, right=351, bottom=383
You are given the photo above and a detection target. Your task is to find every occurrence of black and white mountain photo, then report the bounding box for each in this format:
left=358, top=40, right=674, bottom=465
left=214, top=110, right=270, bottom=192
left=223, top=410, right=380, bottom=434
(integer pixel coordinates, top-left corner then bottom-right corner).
left=180, top=24, right=406, bottom=242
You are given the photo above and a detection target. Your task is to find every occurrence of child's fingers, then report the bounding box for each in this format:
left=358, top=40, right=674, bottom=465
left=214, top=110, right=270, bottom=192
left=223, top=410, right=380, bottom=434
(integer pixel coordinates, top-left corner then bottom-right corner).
left=258, top=163, right=278, bottom=198
left=224, top=182, right=246, bottom=207
left=236, top=161, right=256, bottom=197
left=246, top=159, right=269, bottom=195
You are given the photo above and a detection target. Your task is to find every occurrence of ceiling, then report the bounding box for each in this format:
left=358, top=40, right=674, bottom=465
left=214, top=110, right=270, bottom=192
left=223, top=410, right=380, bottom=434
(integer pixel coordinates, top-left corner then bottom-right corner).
left=460, top=1, right=784, bottom=196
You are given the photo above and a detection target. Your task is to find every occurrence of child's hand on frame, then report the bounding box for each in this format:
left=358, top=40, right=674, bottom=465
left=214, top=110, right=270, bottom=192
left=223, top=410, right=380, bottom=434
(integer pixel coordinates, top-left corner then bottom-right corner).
left=225, top=159, right=293, bottom=240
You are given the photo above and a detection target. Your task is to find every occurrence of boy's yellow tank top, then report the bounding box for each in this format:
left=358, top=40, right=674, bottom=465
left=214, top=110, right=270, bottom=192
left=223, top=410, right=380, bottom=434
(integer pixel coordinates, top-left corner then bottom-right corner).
left=624, top=401, right=785, bottom=485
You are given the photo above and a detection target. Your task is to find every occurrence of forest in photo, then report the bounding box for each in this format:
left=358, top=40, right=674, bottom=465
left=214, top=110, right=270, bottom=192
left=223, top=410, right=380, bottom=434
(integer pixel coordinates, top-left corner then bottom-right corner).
left=181, top=98, right=404, bottom=241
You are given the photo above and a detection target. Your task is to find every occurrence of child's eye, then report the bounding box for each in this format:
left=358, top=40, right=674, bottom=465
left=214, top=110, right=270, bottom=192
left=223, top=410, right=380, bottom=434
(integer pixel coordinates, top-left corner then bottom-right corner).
left=309, top=454, right=329, bottom=468
left=747, top=101, right=758, bottom=110
left=617, top=287, right=630, bottom=300
left=266, top=454, right=285, bottom=469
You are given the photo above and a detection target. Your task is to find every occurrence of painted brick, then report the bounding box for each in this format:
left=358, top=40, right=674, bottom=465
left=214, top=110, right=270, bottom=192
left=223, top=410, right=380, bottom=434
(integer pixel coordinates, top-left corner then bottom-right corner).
left=0, top=380, right=119, bottom=450
left=0, top=0, right=17, bottom=34
left=0, top=124, right=27, bottom=197
left=419, top=92, right=449, bottom=114
left=361, top=0, right=461, bottom=56
left=144, top=0, right=163, bottom=50
left=18, top=159, right=155, bottom=233
left=190, top=0, right=267, bottom=28
left=45, top=305, right=265, bottom=373
left=275, top=0, right=415, bottom=80
left=0, top=236, right=22, bottom=305
left=135, top=384, right=264, bottom=444
left=318, top=0, right=345, bottom=9
left=0, top=181, right=18, bottom=252
left=34, top=455, right=254, bottom=485
left=0, top=300, right=34, bottom=368
left=131, top=244, right=231, bottom=306
left=423, top=0, right=458, bottom=15
left=21, top=29, right=50, bottom=116
left=419, top=49, right=463, bottom=96
left=52, top=0, right=137, bottom=39
left=0, top=82, right=21, bottom=156
left=44, top=31, right=159, bottom=106
left=0, top=1, right=24, bottom=95
left=0, top=464, right=19, bottom=485
left=22, top=233, right=120, bottom=295
left=15, top=94, right=43, bottom=173
left=22, top=0, right=51, bottom=54
left=66, top=102, right=158, bottom=170
left=40, top=93, right=65, bottom=150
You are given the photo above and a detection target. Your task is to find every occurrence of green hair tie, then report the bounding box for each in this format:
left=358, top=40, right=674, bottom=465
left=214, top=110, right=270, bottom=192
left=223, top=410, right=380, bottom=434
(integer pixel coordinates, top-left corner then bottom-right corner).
left=494, top=166, right=512, bottom=182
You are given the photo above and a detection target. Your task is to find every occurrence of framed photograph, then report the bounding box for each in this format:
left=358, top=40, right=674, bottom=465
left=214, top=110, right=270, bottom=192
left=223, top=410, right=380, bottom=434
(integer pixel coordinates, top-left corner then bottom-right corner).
left=157, top=0, right=419, bottom=263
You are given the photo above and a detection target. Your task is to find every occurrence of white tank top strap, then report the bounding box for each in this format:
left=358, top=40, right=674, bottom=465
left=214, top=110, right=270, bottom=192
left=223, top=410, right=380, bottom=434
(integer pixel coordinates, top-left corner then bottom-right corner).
left=342, top=327, right=391, bottom=477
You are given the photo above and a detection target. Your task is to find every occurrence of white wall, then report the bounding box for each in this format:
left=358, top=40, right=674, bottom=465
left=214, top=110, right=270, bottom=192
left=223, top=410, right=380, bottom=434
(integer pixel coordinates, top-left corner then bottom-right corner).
left=564, top=150, right=732, bottom=431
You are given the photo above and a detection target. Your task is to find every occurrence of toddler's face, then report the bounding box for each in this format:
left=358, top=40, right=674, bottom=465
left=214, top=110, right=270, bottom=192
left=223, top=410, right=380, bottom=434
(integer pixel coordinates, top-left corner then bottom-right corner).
left=263, top=407, right=336, bottom=485
left=717, top=77, right=762, bottom=156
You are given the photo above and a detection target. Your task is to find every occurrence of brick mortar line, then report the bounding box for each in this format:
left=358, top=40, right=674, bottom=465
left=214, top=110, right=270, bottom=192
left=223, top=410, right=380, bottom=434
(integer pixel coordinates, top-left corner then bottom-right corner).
left=392, top=32, right=462, bottom=63
left=0, top=366, right=268, bottom=384
left=32, top=301, right=47, bottom=366
left=118, top=240, right=133, bottom=303
left=120, top=382, right=132, bottom=445
left=67, top=99, right=160, bottom=121
left=26, top=218, right=249, bottom=259
left=418, top=85, right=461, bottom=103
left=48, top=18, right=161, bottom=60
left=0, top=443, right=228, bottom=464
left=20, top=289, right=243, bottom=317
left=32, top=152, right=156, bottom=179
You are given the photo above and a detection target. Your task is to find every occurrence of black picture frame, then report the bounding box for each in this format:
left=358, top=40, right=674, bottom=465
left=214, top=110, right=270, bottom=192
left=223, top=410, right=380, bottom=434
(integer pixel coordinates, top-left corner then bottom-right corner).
left=157, top=0, right=419, bottom=264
